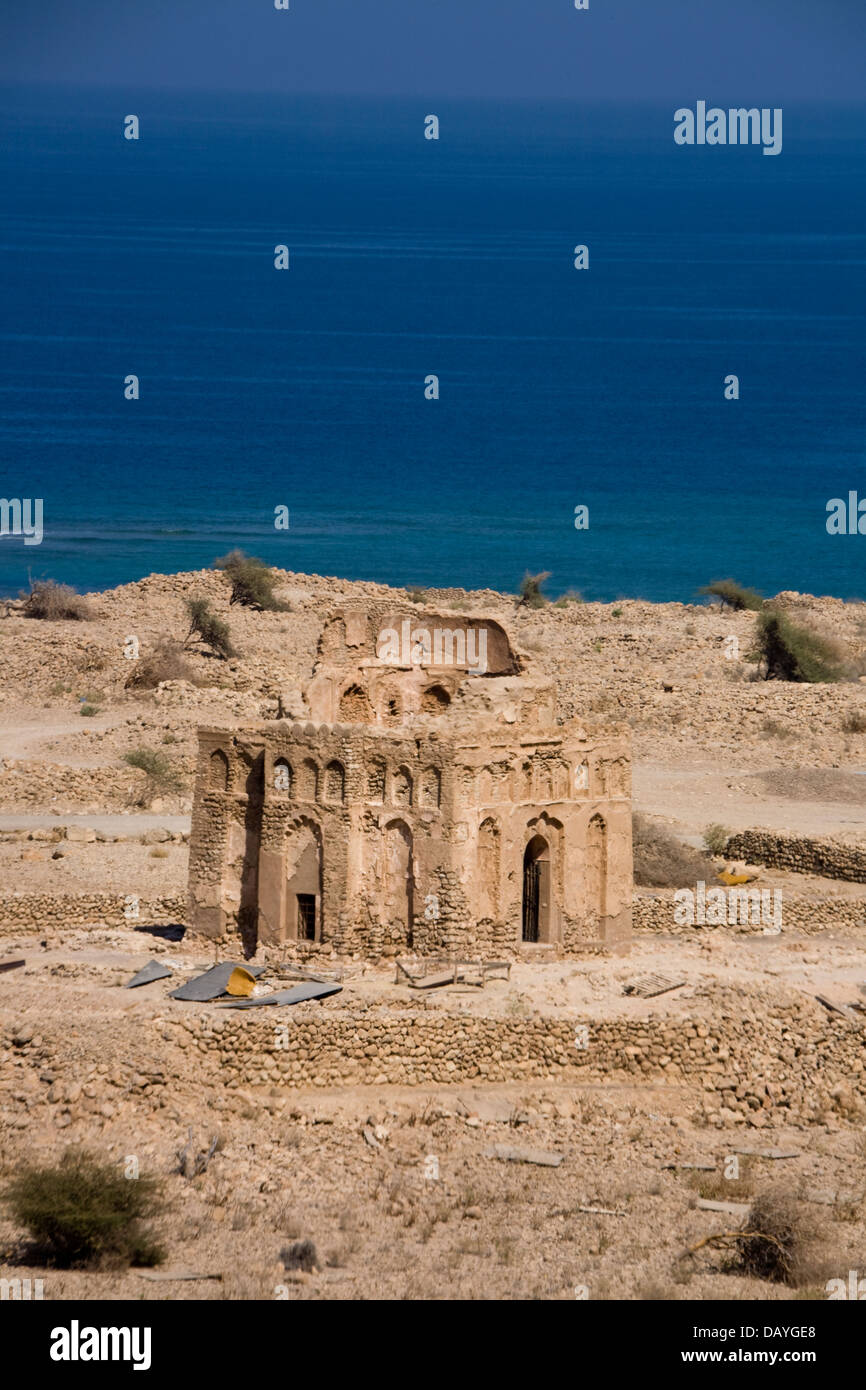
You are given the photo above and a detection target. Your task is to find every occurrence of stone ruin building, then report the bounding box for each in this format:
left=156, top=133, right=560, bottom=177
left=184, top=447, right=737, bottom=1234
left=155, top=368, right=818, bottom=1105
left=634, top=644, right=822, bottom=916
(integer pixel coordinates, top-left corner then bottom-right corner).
left=187, top=603, right=633, bottom=958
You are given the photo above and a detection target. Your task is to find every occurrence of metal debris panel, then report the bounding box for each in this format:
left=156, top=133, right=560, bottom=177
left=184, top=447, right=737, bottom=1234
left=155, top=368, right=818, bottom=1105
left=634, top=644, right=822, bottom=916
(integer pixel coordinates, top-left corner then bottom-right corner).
left=219, top=982, right=343, bottom=1009
left=125, top=960, right=173, bottom=988
left=169, top=962, right=257, bottom=1001
left=622, top=974, right=686, bottom=999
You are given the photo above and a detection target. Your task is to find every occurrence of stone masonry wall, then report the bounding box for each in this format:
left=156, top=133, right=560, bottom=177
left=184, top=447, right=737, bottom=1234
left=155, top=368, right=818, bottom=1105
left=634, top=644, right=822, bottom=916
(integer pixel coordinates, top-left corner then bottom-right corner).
left=0, top=894, right=186, bottom=935
left=81, top=994, right=866, bottom=1125
left=725, top=830, right=866, bottom=884
left=634, top=891, right=866, bottom=935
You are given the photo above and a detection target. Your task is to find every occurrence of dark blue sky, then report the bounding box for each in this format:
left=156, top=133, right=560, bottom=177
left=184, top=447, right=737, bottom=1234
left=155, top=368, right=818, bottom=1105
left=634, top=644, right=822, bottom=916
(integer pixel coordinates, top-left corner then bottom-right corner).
left=1, top=0, right=864, bottom=101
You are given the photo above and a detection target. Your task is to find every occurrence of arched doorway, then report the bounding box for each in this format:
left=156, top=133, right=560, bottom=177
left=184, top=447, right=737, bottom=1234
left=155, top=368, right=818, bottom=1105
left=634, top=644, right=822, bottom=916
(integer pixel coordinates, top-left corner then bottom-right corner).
left=383, top=819, right=414, bottom=948
left=522, top=835, right=550, bottom=943
left=285, top=820, right=323, bottom=942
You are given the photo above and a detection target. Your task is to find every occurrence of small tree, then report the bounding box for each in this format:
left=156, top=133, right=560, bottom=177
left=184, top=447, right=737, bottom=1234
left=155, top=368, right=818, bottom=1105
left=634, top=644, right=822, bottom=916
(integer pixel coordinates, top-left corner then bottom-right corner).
left=703, top=823, right=730, bottom=856
left=3, top=1148, right=163, bottom=1269
left=214, top=550, right=289, bottom=611
left=700, top=579, right=763, bottom=612
left=517, top=571, right=551, bottom=609
left=752, top=610, right=844, bottom=684
left=185, top=597, right=236, bottom=660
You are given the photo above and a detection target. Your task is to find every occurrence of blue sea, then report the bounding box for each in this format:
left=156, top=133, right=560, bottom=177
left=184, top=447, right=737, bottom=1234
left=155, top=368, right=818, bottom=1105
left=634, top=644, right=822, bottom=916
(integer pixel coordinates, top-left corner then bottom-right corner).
left=1, top=87, right=865, bottom=601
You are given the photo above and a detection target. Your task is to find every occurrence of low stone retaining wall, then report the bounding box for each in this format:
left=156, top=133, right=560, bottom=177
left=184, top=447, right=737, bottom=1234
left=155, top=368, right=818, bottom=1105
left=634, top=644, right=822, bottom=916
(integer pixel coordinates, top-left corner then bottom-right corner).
left=112, top=997, right=866, bottom=1122
left=0, top=762, right=150, bottom=813
left=725, top=829, right=866, bottom=884
left=0, top=893, right=186, bottom=935
left=634, top=891, right=866, bottom=936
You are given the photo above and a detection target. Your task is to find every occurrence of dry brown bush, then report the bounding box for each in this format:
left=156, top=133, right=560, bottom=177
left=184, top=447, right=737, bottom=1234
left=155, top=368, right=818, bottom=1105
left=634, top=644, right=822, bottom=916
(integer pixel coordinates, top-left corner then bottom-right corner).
left=125, top=638, right=198, bottom=690
left=735, top=1193, right=819, bottom=1285
left=21, top=580, right=92, bottom=621
left=632, top=813, right=713, bottom=888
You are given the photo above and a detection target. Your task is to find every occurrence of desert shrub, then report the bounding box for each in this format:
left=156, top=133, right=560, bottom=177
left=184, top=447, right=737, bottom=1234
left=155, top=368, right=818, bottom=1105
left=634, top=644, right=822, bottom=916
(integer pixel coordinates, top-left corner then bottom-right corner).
left=517, top=571, right=551, bottom=609
left=126, top=638, right=197, bottom=690
left=553, top=589, right=584, bottom=607
left=21, top=580, right=92, bottom=621
left=703, top=823, right=730, bottom=856
left=123, top=747, right=181, bottom=793
left=632, top=813, right=713, bottom=888
left=735, top=1194, right=816, bottom=1286
left=281, top=1239, right=319, bottom=1273
left=406, top=587, right=428, bottom=604
left=699, top=579, right=763, bottom=612
left=841, top=709, right=866, bottom=734
left=79, top=704, right=100, bottom=717
left=214, top=550, right=289, bottom=611
left=2, top=1148, right=164, bottom=1269
left=185, top=597, right=236, bottom=660
left=752, top=610, right=845, bottom=684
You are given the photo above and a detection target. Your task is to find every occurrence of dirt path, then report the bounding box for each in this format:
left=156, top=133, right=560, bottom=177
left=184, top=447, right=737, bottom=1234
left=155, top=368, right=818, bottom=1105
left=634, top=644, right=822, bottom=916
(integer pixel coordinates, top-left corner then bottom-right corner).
left=634, top=762, right=866, bottom=843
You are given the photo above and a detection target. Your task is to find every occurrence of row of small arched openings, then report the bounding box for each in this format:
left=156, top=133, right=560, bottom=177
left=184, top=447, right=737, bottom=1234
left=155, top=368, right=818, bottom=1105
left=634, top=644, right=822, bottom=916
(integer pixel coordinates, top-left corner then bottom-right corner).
left=340, top=682, right=451, bottom=723
left=205, top=750, right=345, bottom=802
left=206, top=748, right=442, bottom=809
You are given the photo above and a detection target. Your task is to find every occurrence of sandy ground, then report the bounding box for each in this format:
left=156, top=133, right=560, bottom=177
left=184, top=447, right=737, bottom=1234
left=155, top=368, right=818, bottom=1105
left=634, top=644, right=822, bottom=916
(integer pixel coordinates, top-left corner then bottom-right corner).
left=634, top=763, right=866, bottom=845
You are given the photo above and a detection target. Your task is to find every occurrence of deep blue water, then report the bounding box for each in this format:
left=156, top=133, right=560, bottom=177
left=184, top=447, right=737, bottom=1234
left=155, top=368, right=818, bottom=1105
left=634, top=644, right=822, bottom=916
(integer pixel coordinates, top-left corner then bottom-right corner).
left=1, top=88, right=865, bottom=601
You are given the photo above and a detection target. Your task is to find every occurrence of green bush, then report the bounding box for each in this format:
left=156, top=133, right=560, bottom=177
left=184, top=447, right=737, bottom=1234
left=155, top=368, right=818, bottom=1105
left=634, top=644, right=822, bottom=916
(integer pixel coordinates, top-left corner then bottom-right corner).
left=699, top=579, right=763, bottom=612
left=2, top=1149, right=164, bottom=1269
left=752, top=610, right=844, bottom=684
left=517, top=571, right=551, bottom=609
left=185, top=597, right=237, bottom=660
left=79, top=704, right=100, bottom=717
left=123, top=746, right=181, bottom=792
left=703, top=823, right=730, bottom=856
left=21, top=580, right=92, bottom=621
left=214, top=550, right=289, bottom=611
